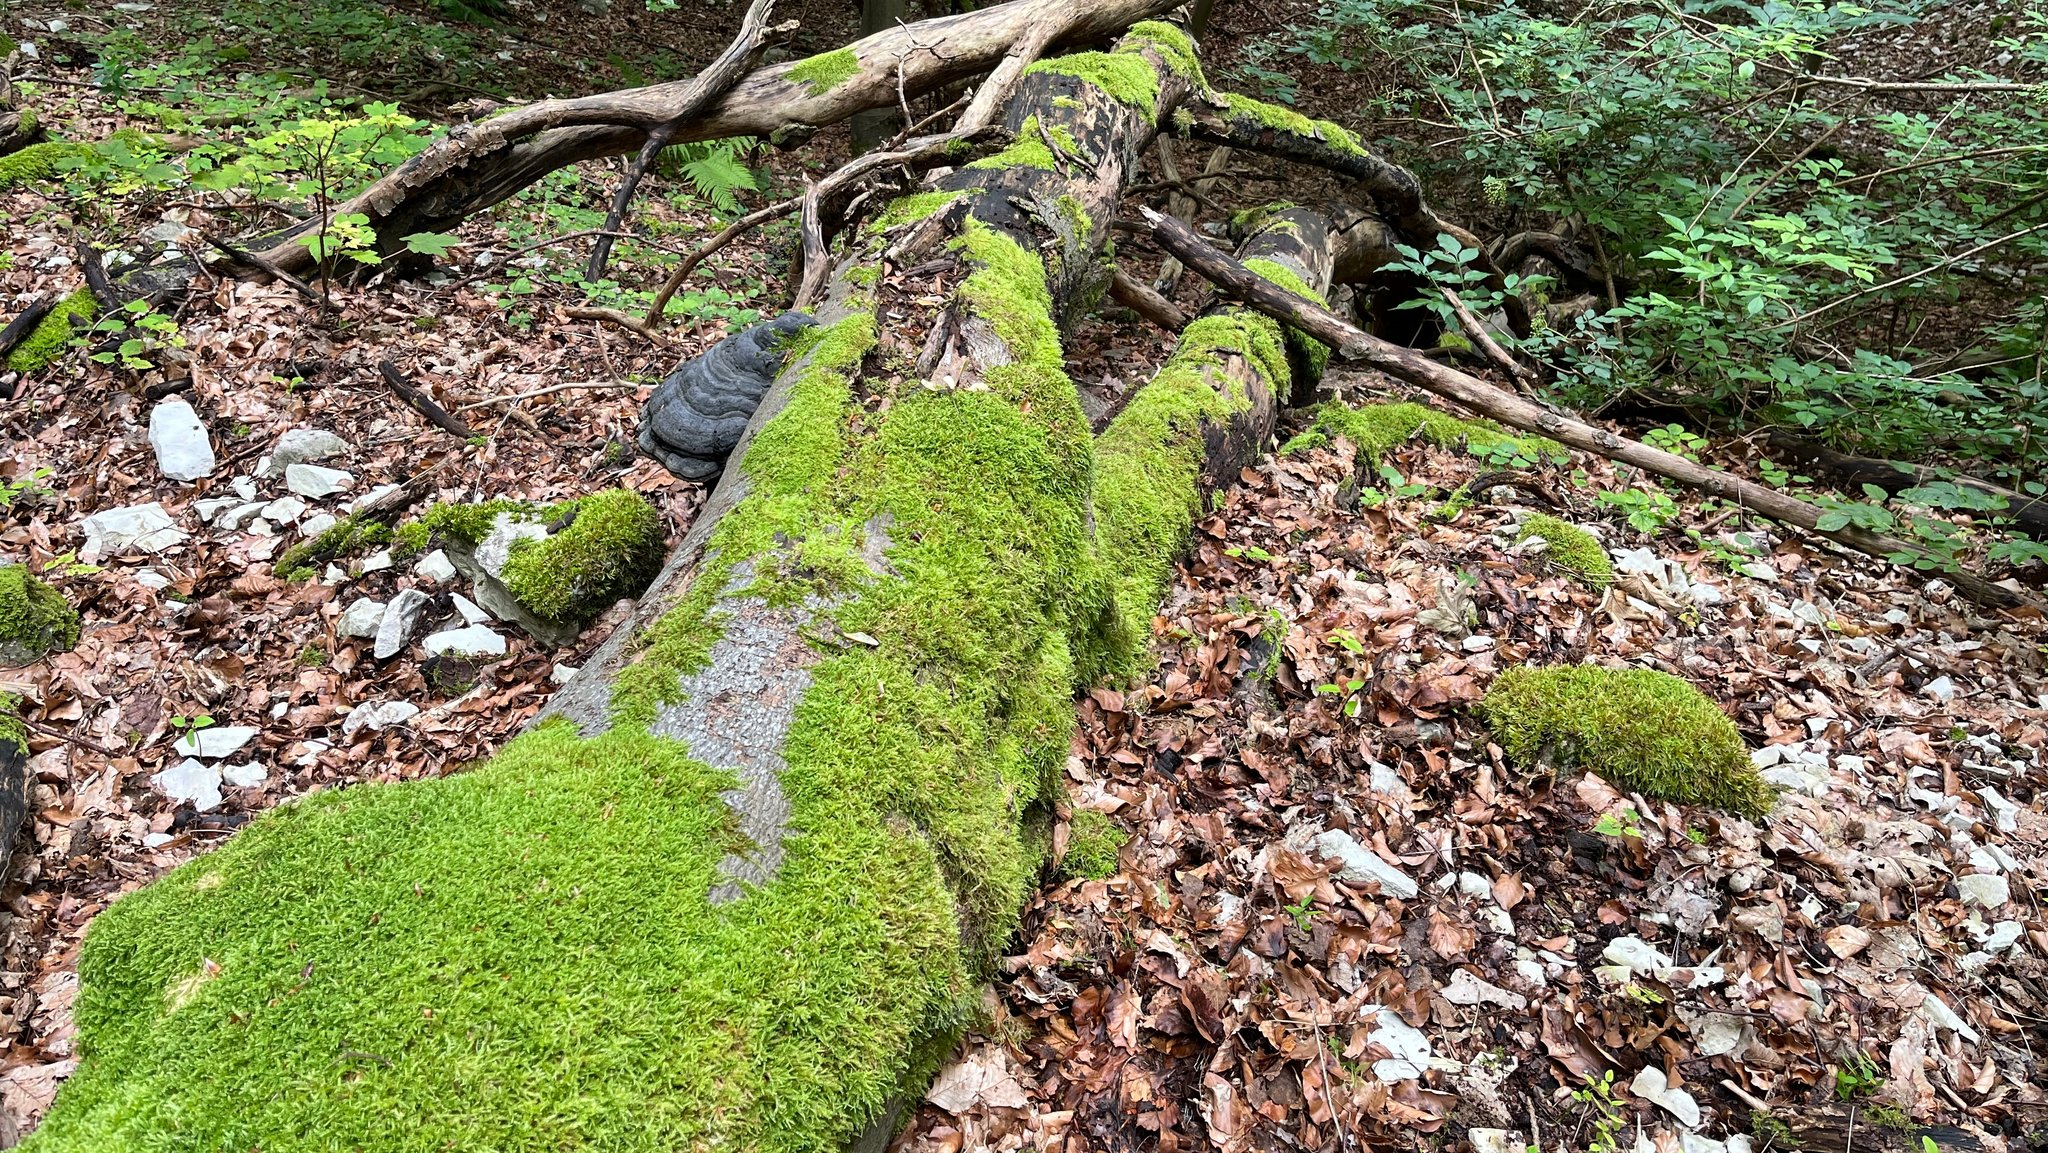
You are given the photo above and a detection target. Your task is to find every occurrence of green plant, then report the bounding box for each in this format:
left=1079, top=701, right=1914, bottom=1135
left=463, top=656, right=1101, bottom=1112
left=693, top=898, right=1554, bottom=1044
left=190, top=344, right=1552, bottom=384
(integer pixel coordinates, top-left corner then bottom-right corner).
left=1643, top=424, right=1708, bottom=461
left=1596, top=487, right=1680, bottom=534
left=1835, top=1051, right=1884, bottom=1100
left=1572, top=1070, right=1629, bottom=1153
left=167, top=713, right=215, bottom=734
left=1285, top=895, right=1317, bottom=933
left=1062, top=810, right=1127, bottom=881
left=1593, top=806, right=1644, bottom=839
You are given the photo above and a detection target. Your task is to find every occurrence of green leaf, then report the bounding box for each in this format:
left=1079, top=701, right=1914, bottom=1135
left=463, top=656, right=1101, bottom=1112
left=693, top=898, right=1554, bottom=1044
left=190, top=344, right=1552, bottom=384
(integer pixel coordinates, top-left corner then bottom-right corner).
left=401, top=231, right=462, bottom=256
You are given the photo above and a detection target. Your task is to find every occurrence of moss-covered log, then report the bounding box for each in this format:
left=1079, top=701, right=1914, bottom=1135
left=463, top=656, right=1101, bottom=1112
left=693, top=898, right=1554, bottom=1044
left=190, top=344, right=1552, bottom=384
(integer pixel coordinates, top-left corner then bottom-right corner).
left=26, top=22, right=1336, bottom=1153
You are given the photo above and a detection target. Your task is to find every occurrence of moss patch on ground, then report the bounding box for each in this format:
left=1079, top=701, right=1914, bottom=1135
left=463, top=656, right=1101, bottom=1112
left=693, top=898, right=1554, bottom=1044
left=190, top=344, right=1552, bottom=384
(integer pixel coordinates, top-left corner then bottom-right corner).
left=1516, top=513, right=1614, bottom=586
left=274, top=514, right=394, bottom=581
left=0, top=140, right=86, bottom=191
left=1061, top=810, right=1127, bottom=880
left=500, top=489, right=665, bottom=625
left=1480, top=665, right=1776, bottom=817
left=1281, top=400, right=1557, bottom=463
left=0, top=564, right=80, bottom=666
left=6, top=286, right=97, bottom=376
left=787, top=47, right=860, bottom=96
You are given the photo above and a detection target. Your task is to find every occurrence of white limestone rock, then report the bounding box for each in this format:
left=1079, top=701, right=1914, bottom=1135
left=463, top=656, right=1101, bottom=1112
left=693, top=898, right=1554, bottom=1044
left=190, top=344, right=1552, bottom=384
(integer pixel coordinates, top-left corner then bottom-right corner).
left=152, top=757, right=222, bottom=811
left=171, top=725, right=258, bottom=759
left=423, top=625, right=506, bottom=658
left=285, top=463, right=354, bottom=499
left=80, top=502, right=185, bottom=555
left=373, top=588, right=432, bottom=659
left=1310, top=830, right=1418, bottom=899
left=148, top=397, right=215, bottom=482
left=259, top=428, right=349, bottom=478
left=337, top=597, right=386, bottom=639
left=413, top=549, right=458, bottom=583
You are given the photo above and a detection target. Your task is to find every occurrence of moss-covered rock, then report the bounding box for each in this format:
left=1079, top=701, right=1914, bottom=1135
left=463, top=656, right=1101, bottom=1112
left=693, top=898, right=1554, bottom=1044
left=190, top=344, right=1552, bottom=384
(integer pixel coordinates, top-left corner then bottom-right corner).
left=0, top=565, right=80, bottom=667
left=1480, top=665, right=1776, bottom=817
left=5, top=286, right=96, bottom=377
left=273, top=514, right=394, bottom=581
left=1516, top=513, right=1614, bottom=586
left=1060, top=810, right=1127, bottom=880
left=500, top=489, right=665, bottom=625
left=0, top=140, right=86, bottom=191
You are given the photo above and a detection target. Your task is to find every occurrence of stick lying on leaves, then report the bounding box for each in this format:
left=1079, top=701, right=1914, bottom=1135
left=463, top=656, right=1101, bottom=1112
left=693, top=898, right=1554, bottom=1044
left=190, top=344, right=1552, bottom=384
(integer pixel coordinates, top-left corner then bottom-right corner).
left=1143, top=207, right=2042, bottom=616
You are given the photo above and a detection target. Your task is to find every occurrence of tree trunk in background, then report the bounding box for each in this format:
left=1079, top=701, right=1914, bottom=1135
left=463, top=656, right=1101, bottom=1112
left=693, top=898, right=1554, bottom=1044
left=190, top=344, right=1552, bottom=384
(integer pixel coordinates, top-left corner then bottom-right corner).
left=848, top=0, right=908, bottom=152
left=29, top=22, right=1346, bottom=1152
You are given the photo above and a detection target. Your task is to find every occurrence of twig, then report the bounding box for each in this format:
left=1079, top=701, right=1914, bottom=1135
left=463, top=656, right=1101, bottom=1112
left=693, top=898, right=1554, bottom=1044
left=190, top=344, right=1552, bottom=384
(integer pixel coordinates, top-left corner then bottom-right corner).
left=1780, top=220, right=2048, bottom=329
left=17, top=716, right=121, bottom=759
left=642, top=196, right=800, bottom=324
left=78, top=243, right=119, bottom=309
left=452, top=380, right=641, bottom=412
left=564, top=306, right=669, bottom=343
left=1442, top=286, right=1537, bottom=390
left=200, top=233, right=335, bottom=311
left=377, top=360, right=477, bottom=439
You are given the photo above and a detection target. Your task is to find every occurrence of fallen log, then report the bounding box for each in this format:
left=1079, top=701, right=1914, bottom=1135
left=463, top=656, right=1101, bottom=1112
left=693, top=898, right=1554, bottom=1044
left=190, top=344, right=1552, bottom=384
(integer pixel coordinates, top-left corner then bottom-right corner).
left=1146, top=208, right=2046, bottom=616
left=30, top=22, right=1332, bottom=1150
left=1765, top=430, right=2048, bottom=542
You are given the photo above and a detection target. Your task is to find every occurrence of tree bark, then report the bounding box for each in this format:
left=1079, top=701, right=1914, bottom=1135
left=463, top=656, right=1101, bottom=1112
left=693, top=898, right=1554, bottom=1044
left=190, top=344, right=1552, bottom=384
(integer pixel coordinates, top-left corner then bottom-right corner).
left=1147, top=208, right=2046, bottom=616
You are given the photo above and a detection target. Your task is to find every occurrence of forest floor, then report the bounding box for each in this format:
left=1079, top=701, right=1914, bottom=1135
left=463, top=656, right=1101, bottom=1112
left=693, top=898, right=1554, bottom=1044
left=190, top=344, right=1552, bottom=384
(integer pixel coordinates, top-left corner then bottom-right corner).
left=1, top=0, right=2045, bottom=1150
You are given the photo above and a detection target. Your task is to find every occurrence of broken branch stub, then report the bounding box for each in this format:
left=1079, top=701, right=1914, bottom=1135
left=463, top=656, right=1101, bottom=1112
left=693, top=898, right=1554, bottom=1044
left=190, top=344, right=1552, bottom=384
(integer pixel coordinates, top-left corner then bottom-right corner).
left=32, top=22, right=1315, bottom=1151
left=1145, top=207, right=2045, bottom=617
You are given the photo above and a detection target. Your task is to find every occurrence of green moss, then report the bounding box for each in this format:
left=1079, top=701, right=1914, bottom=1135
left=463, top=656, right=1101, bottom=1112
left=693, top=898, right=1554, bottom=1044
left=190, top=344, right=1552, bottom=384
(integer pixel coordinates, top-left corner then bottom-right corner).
left=1479, top=665, right=1777, bottom=817
left=966, top=115, right=1078, bottom=172
left=1026, top=51, right=1163, bottom=122
left=786, top=47, right=860, bottom=96
left=389, top=520, right=430, bottom=559
left=1217, top=92, right=1366, bottom=156
left=868, top=190, right=970, bottom=232
left=1124, top=21, right=1205, bottom=85
left=14, top=108, right=36, bottom=137
left=6, top=286, right=96, bottom=376
left=273, top=514, right=395, bottom=581
left=1516, top=513, right=1614, bottom=586
left=0, top=692, right=24, bottom=756
left=1061, top=810, right=1127, bottom=880
left=0, top=564, right=80, bottom=665
left=500, top=489, right=666, bottom=625
left=1280, top=400, right=1554, bottom=461
left=1438, top=329, right=1474, bottom=353
left=0, top=140, right=87, bottom=191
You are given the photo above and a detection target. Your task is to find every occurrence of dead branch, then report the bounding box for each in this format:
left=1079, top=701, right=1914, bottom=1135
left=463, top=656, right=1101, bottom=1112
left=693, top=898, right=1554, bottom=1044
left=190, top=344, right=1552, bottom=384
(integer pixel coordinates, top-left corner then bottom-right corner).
left=200, top=233, right=334, bottom=311
left=1147, top=207, right=2044, bottom=616
left=246, top=0, right=1182, bottom=276
left=1110, top=268, right=1188, bottom=330
left=643, top=197, right=800, bottom=325
left=1765, top=431, right=2048, bottom=542
left=0, top=296, right=52, bottom=363
left=378, top=360, right=477, bottom=440
left=563, top=306, right=671, bottom=344
left=585, top=0, right=784, bottom=282
left=1441, top=287, right=1537, bottom=391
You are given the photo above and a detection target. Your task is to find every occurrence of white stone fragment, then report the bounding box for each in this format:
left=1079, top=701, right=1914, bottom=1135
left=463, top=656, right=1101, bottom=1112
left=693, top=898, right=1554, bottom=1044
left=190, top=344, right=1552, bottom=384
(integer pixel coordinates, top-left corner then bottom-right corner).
left=1602, top=936, right=1674, bottom=974
left=322, top=564, right=347, bottom=584
left=1310, top=830, right=1418, bottom=898
left=414, top=549, right=458, bottom=583
left=1358, top=1006, right=1435, bottom=1081
left=475, top=512, right=550, bottom=579
left=355, top=550, right=394, bottom=575
left=260, top=428, right=349, bottom=478
left=148, top=397, right=216, bottom=481
left=1983, top=921, right=2023, bottom=954
left=340, top=700, right=421, bottom=736
left=299, top=512, right=338, bottom=538
left=550, top=662, right=580, bottom=685
left=134, top=569, right=170, bottom=591
left=1468, top=1129, right=1519, bottom=1153
left=152, top=757, right=222, bottom=811
left=218, top=502, right=268, bottom=531
left=172, top=725, right=258, bottom=759
left=142, top=832, right=175, bottom=849
left=285, top=463, right=354, bottom=499
left=194, top=496, right=241, bottom=523
left=423, top=625, right=506, bottom=658
left=1977, top=786, right=2019, bottom=834
left=337, top=597, right=386, bottom=639
left=1917, top=990, right=1980, bottom=1042
left=261, top=495, right=307, bottom=524
left=1630, top=1066, right=1702, bottom=1129
left=230, top=475, right=258, bottom=501
left=1441, top=968, right=1527, bottom=1009
left=452, top=593, right=491, bottom=625
left=348, top=484, right=402, bottom=513
left=374, top=588, right=432, bottom=659
left=1923, top=675, right=1957, bottom=703
left=221, top=763, right=268, bottom=789
left=81, top=502, right=186, bottom=554
left=1957, top=873, right=2010, bottom=910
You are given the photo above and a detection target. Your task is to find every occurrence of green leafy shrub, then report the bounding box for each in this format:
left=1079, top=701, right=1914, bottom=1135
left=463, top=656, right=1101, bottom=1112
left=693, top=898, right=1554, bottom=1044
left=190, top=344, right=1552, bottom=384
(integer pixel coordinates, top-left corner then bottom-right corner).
left=0, top=565, right=81, bottom=666
left=1515, top=513, right=1613, bottom=585
left=1480, top=665, right=1775, bottom=816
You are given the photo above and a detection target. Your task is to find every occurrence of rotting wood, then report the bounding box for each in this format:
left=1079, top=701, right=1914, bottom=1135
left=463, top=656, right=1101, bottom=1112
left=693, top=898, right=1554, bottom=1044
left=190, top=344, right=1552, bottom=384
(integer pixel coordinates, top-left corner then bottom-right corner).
left=0, top=296, right=52, bottom=362
left=1147, top=207, right=2046, bottom=616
